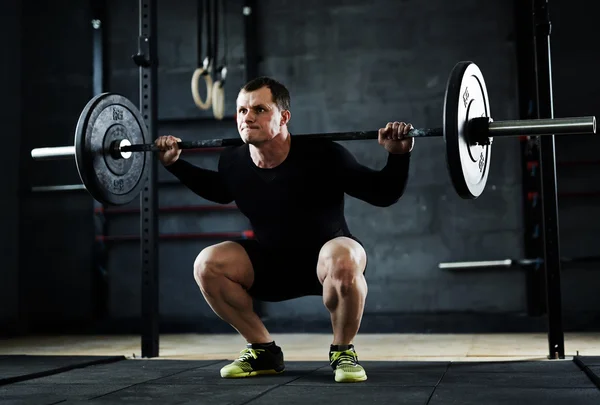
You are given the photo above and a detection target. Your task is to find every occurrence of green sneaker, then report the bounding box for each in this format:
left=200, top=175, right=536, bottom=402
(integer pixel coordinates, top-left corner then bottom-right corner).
left=220, top=344, right=285, bottom=378
left=329, top=345, right=367, bottom=383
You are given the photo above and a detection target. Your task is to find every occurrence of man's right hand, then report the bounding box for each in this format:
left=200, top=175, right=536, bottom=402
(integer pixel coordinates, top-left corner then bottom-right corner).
left=155, top=135, right=182, bottom=166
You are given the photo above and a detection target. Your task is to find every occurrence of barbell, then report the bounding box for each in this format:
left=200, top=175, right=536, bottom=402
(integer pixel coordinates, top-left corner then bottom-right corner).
left=30, top=61, right=597, bottom=206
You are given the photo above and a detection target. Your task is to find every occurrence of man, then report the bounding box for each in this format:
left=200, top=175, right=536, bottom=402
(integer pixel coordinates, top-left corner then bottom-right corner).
left=156, top=77, right=413, bottom=383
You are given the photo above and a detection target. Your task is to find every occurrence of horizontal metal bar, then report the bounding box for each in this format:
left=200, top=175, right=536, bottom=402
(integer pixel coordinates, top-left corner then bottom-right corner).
left=559, top=191, right=600, bottom=198
left=440, top=255, right=600, bottom=270
left=489, top=116, right=596, bottom=137
left=557, top=159, right=600, bottom=167
left=438, top=259, right=513, bottom=269
left=123, top=128, right=444, bottom=153
left=158, top=116, right=235, bottom=124
left=184, top=147, right=225, bottom=153
left=562, top=255, right=600, bottom=264
left=95, top=204, right=239, bottom=214
left=31, top=180, right=181, bottom=193
left=31, top=184, right=86, bottom=192
left=31, top=146, right=76, bottom=161
left=96, top=230, right=255, bottom=242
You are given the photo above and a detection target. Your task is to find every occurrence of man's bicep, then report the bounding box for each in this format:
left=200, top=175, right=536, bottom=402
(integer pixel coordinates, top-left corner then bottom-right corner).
left=332, top=142, right=409, bottom=206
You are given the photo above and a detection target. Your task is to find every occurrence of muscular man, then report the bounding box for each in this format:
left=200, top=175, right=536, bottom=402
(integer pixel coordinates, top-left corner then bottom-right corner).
left=156, top=77, right=413, bottom=383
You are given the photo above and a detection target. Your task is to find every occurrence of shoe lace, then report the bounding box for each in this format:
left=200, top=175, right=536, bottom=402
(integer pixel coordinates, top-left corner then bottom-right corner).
left=331, top=350, right=358, bottom=367
left=236, top=348, right=263, bottom=363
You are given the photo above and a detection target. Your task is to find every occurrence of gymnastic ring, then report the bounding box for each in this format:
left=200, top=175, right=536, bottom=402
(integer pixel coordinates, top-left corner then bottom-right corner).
left=191, top=67, right=213, bottom=110
left=212, top=80, right=225, bottom=120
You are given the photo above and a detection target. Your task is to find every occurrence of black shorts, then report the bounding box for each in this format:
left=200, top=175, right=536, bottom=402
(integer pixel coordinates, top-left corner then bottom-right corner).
left=234, top=236, right=365, bottom=302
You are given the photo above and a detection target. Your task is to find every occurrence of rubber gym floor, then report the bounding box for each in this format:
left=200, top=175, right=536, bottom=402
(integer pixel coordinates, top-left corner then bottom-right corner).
left=1, top=334, right=600, bottom=404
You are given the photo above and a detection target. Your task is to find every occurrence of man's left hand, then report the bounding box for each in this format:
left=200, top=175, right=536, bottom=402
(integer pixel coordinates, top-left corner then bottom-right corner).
left=378, top=121, right=414, bottom=154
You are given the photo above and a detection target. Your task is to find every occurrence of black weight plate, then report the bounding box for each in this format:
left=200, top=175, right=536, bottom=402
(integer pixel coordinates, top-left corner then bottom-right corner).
left=74, top=93, right=148, bottom=206
left=443, top=61, right=491, bottom=199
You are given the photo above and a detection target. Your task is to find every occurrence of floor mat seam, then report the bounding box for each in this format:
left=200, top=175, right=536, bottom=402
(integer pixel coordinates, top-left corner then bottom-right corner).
left=236, top=384, right=287, bottom=405
left=281, top=365, right=327, bottom=385
left=0, top=356, right=126, bottom=387
left=573, top=356, right=600, bottom=390
left=425, top=362, right=451, bottom=405
left=85, top=366, right=211, bottom=400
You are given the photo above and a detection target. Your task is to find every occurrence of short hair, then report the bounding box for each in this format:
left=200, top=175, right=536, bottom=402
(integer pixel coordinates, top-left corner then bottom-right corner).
left=241, top=76, right=290, bottom=111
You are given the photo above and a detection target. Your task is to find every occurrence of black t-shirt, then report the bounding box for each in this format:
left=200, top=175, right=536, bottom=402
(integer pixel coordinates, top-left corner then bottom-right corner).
left=165, top=140, right=411, bottom=248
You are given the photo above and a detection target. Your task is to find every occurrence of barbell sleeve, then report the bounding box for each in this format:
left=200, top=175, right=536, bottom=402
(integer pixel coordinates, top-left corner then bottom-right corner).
left=489, top=116, right=596, bottom=137
left=30, top=146, right=76, bottom=161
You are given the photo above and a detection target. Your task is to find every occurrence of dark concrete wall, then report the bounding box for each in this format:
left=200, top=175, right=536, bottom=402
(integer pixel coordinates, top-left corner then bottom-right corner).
left=13, top=0, right=600, bottom=334
left=0, top=0, right=21, bottom=334
left=252, top=0, right=527, bottom=325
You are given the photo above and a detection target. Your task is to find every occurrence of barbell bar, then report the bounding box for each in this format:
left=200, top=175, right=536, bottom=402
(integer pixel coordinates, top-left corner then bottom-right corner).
left=31, top=117, right=595, bottom=158
left=29, top=61, right=597, bottom=206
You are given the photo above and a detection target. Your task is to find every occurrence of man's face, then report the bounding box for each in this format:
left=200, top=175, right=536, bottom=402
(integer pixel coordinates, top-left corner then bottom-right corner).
left=236, top=87, right=288, bottom=144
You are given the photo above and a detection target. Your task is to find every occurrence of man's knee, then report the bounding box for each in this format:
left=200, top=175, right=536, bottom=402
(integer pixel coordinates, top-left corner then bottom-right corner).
left=193, top=242, right=252, bottom=289
left=326, top=255, right=360, bottom=286
left=193, top=245, right=221, bottom=289
left=318, top=238, right=366, bottom=293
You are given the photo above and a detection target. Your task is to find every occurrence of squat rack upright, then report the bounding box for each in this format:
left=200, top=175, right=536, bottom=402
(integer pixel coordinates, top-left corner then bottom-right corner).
left=531, top=0, right=565, bottom=360
left=131, top=0, right=159, bottom=359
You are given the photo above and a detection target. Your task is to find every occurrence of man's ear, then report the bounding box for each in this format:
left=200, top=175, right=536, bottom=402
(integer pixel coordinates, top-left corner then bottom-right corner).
left=281, top=109, right=291, bottom=126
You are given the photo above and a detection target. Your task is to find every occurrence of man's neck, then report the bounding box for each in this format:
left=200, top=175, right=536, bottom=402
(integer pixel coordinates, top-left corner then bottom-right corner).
left=249, top=132, right=291, bottom=169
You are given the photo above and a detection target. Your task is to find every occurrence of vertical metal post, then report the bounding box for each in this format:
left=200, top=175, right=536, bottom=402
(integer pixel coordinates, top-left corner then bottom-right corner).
left=91, top=0, right=106, bottom=96
left=91, top=0, right=109, bottom=322
left=514, top=0, right=546, bottom=318
left=533, top=0, right=565, bottom=359
left=136, top=0, right=159, bottom=358
left=242, top=0, right=264, bottom=319
left=243, top=1, right=258, bottom=79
